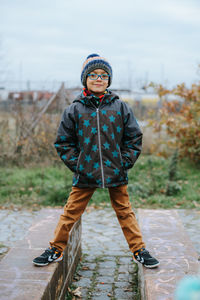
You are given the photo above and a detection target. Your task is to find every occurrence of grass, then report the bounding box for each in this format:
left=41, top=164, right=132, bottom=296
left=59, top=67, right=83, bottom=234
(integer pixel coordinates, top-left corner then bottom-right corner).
left=0, top=155, right=200, bottom=209
left=0, top=164, right=72, bottom=209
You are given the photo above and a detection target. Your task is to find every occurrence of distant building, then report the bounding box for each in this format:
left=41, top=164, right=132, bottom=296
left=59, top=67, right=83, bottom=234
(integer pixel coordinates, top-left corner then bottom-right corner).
left=0, top=87, right=9, bottom=101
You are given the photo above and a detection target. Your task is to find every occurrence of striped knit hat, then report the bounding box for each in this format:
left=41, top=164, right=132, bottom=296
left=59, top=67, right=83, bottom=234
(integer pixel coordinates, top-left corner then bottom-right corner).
left=81, top=54, right=112, bottom=87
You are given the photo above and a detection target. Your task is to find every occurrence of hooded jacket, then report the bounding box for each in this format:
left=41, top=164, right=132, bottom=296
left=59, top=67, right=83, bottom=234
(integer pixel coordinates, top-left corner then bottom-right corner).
left=54, top=90, right=142, bottom=188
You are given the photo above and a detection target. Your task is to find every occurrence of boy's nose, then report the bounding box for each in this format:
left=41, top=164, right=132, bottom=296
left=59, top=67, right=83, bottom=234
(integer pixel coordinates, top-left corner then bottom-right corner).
left=97, top=75, right=102, bottom=81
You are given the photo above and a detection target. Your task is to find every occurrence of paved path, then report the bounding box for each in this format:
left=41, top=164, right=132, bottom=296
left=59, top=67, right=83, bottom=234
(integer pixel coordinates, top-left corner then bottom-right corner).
left=178, top=209, right=200, bottom=256
left=0, top=209, right=39, bottom=256
left=0, top=208, right=199, bottom=299
left=72, top=208, right=139, bottom=300
left=138, top=209, right=200, bottom=300
left=1, top=208, right=199, bottom=255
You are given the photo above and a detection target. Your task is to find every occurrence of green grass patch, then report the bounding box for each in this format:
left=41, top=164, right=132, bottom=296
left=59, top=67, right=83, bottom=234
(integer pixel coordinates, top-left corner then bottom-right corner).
left=0, top=155, right=199, bottom=209
left=128, top=155, right=200, bottom=209
left=0, top=164, right=72, bottom=208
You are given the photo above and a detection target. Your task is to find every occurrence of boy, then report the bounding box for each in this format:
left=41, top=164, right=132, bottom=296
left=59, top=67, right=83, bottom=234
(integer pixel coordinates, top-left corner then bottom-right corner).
left=33, top=54, right=159, bottom=269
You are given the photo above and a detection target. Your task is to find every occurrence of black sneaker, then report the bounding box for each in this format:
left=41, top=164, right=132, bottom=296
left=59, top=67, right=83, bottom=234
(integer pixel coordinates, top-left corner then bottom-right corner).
left=32, top=247, right=63, bottom=266
left=133, top=247, right=160, bottom=268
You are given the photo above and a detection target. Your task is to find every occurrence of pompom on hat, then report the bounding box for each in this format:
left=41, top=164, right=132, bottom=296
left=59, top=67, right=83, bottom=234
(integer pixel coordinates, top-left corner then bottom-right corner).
left=81, top=54, right=112, bottom=87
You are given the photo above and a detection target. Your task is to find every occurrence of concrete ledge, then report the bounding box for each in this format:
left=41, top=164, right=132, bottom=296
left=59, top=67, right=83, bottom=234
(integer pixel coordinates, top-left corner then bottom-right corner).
left=138, top=209, right=200, bottom=300
left=0, top=209, right=82, bottom=300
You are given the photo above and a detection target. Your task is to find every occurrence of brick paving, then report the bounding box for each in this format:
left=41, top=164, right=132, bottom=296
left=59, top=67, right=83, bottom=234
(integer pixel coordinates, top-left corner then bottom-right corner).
left=67, top=208, right=140, bottom=300
left=67, top=208, right=200, bottom=300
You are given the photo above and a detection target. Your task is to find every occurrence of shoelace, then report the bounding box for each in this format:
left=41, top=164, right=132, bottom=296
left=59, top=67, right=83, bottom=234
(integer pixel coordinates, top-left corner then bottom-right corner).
left=140, top=250, right=152, bottom=259
left=141, top=249, right=149, bottom=254
left=41, top=248, right=54, bottom=257
left=135, top=248, right=150, bottom=257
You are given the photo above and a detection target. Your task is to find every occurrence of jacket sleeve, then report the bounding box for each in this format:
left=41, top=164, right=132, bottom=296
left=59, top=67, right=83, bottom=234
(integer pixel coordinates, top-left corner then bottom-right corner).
left=121, top=102, right=143, bottom=170
left=54, top=104, right=79, bottom=172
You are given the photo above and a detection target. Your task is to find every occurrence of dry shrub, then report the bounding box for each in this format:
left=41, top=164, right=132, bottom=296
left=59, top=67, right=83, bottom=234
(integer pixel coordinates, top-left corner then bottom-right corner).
left=0, top=104, right=62, bottom=166
left=149, top=80, right=200, bottom=163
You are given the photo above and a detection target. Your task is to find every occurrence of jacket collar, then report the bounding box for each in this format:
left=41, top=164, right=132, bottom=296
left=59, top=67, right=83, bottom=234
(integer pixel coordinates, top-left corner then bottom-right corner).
left=73, top=89, right=119, bottom=107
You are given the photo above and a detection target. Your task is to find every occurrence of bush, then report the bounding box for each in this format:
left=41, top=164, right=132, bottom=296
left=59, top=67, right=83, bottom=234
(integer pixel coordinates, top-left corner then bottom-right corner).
left=149, top=78, right=200, bottom=164
left=166, top=181, right=182, bottom=196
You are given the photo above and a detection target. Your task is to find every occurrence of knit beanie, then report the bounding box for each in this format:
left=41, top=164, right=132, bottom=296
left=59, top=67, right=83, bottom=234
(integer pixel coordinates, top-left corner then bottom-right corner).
left=81, top=54, right=112, bottom=87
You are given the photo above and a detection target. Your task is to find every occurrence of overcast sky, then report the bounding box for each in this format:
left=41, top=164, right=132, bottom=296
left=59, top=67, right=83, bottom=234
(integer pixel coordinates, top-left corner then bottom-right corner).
left=1, top=0, right=200, bottom=90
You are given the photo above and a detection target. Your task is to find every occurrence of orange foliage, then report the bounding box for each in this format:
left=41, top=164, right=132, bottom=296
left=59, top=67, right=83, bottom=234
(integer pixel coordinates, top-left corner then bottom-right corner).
left=151, top=80, right=200, bottom=163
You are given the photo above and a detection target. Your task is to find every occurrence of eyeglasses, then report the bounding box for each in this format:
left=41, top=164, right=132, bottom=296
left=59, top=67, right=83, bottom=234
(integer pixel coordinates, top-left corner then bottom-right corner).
left=87, top=73, right=110, bottom=81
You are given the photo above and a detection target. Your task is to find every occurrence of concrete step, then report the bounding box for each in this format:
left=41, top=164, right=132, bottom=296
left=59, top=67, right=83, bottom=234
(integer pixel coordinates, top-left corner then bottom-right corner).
left=0, top=208, right=81, bottom=300
left=137, top=209, right=200, bottom=300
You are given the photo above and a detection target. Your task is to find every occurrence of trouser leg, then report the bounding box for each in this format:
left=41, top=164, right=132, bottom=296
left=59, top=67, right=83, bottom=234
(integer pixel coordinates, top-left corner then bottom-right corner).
left=108, top=185, right=145, bottom=253
left=49, top=186, right=96, bottom=252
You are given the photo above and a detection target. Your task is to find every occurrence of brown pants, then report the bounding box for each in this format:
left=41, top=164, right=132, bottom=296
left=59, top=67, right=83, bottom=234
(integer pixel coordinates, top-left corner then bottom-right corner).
left=50, top=185, right=145, bottom=253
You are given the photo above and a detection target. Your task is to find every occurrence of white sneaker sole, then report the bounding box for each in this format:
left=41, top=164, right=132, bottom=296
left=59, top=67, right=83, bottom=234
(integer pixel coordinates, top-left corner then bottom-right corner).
left=144, top=262, right=160, bottom=268
left=133, top=257, right=160, bottom=269
left=32, top=254, right=63, bottom=267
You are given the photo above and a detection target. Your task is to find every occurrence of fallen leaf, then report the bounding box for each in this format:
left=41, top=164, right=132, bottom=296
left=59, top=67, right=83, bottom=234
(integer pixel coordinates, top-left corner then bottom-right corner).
left=100, top=282, right=105, bottom=284
left=107, top=293, right=112, bottom=297
left=193, top=201, right=200, bottom=208
left=124, top=288, right=132, bottom=292
left=72, top=287, right=82, bottom=298
left=82, top=266, right=90, bottom=270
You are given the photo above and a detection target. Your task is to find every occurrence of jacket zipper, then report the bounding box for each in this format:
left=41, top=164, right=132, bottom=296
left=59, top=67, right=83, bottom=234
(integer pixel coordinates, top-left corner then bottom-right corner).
left=96, top=108, right=105, bottom=188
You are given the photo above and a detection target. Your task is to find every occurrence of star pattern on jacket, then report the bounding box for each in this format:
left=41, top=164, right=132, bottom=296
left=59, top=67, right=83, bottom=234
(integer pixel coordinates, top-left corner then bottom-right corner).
left=91, top=127, right=97, bottom=134
left=114, top=168, right=120, bottom=175
left=112, top=150, right=119, bottom=158
left=92, top=145, right=98, bottom=152
left=79, top=164, right=84, bottom=171
left=78, top=129, right=83, bottom=136
left=84, top=120, right=90, bottom=127
left=103, top=142, right=110, bottom=149
left=109, top=115, right=115, bottom=122
left=85, top=155, right=92, bottom=162
left=87, top=172, right=93, bottom=178
left=60, top=136, right=67, bottom=141
left=111, top=133, right=114, bottom=140
left=84, top=137, right=90, bottom=144
left=105, top=160, right=111, bottom=167
left=96, top=179, right=102, bottom=185
left=106, top=177, right=112, bottom=184
left=93, top=162, right=100, bottom=169
left=54, top=89, right=142, bottom=188
left=102, top=124, right=108, bottom=132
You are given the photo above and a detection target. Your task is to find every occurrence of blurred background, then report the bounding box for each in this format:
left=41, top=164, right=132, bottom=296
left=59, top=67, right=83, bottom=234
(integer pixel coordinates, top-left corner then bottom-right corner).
left=0, top=4, right=200, bottom=297
left=0, top=0, right=199, bottom=91
left=0, top=0, right=199, bottom=209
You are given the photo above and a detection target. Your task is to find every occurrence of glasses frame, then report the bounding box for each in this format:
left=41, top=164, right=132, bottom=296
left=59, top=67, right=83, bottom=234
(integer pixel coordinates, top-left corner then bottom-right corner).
left=87, top=73, right=110, bottom=81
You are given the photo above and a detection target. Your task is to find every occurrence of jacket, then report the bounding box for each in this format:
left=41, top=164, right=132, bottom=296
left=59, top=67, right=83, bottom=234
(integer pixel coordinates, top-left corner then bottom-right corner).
left=54, top=89, right=142, bottom=188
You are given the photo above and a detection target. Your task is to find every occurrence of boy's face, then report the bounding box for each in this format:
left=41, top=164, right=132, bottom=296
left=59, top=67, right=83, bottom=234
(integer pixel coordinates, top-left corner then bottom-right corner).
left=86, top=69, right=109, bottom=96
